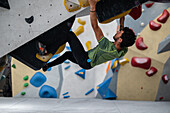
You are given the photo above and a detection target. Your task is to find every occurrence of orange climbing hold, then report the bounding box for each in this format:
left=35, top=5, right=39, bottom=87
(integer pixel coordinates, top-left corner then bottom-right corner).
left=106, top=61, right=111, bottom=73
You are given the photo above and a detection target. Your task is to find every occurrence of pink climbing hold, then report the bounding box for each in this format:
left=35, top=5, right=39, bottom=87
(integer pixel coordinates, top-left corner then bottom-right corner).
left=146, top=66, right=158, bottom=77
left=149, top=20, right=162, bottom=31
left=131, top=57, right=151, bottom=69
left=162, top=74, right=169, bottom=84
left=157, top=9, right=169, bottom=24
left=129, top=5, right=142, bottom=20
left=135, top=37, right=148, bottom=50
left=145, top=3, right=154, bottom=8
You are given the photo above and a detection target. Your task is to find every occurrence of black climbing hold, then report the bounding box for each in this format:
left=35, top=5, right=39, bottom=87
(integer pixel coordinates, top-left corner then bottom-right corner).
left=96, top=0, right=148, bottom=23
left=25, top=16, right=34, bottom=24
left=0, top=0, right=10, bottom=9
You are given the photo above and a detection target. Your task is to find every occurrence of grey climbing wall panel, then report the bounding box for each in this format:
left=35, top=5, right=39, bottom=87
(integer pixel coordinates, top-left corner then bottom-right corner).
left=0, top=0, right=87, bottom=58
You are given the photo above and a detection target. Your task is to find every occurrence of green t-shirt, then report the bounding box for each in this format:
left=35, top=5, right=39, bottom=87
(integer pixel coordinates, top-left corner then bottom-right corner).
left=88, top=36, right=128, bottom=67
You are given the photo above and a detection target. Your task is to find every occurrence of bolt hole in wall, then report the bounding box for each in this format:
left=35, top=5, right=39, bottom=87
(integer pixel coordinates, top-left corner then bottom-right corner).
left=18, top=14, right=20, bottom=16
left=19, top=35, right=21, bottom=37
left=47, top=21, right=49, bottom=23
left=40, top=15, right=42, bottom=17
left=29, top=25, right=31, bottom=27
left=29, top=4, right=31, bottom=6
left=8, top=24, right=10, bottom=26
left=60, top=14, right=62, bottom=16
left=8, top=44, right=10, bottom=46
left=70, top=5, right=72, bottom=7
left=50, top=4, right=52, bottom=6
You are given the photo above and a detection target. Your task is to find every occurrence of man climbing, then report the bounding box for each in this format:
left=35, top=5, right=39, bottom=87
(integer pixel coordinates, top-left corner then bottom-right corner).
left=40, top=0, right=136, bottom=71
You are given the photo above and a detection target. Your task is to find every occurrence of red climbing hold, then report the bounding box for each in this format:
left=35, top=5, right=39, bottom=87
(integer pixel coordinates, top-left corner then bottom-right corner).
left=159, top=97, right=164, bottom=100
left=145, top=3, right=154, bottom=8
left=135, top=37, right=148, bottom=50
left=131, top=57, right=151, bottom=69
left=149, top=20, right=161, bottom=31
left=162, top=74, right=169, bottom=84
left=146, top=66, right=158, bottom=77
left=129, top=5, right=142, bottom=20
left=157, top=9, right=169, bottom=24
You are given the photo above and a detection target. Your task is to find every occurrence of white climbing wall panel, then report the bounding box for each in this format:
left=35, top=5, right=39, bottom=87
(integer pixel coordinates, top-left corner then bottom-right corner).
left=0, top=0, right=87, bottom=57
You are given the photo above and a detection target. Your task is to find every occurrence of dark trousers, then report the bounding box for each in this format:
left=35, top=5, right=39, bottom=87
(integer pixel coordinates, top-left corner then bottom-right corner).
left=44, top=31, right=92, bottom=69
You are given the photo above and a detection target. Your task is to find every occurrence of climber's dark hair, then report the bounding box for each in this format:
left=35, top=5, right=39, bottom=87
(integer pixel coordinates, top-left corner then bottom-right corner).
left=120, top=27, right=136, bottom=48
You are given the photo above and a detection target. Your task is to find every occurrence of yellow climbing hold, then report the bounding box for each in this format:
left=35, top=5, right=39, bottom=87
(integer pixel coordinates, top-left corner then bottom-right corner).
left=86, top=41, right=91, bottom=51
left=54, top=44, right=66, bottom=55
left=119, top=58, right=129, bottom=66
left=111, top=60, right=118, bottom=69
left=64, top=0, right=81, bottom=12
left=78, top=0, right=89, bottom=7
left=74, top=26, right=84, bottom=36
left=79, top=72, right=83, bottom=74
left=96, top=86, right=99, bottom=89
left=36, top=53, right=53, bottom=62
left=0, top=66, right=5, bottom=72
left=78, top=18, right=86, bottom=25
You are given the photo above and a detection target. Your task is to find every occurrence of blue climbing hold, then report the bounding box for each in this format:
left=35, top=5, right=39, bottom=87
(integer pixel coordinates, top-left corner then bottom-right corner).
left=75, top=69, right=86, bottom=79
left=105, top=89, right=117, bottom=99
left=63, top=92, right=69, bottom=96
left=46, top=60, right=52, bottom=71
left=39, top=85, right=57, bottom=98
left=66, top=46, right=71, bottom=51
left=30, top=72, right=46, bottom=87
left=64, top=60, right=70, bottom=64
left=85, top=88, right=94, bottom=95
left=47, top=67, right=52, bottom=71
left=51, top=54, right=59, bottom=59
left=63, top=95, right=70, bottom=98
left=97, top=77, right=116, bottom=99
left=87, top=59, right=91, bottom=63
left=65, top=65, right=71, bottom=70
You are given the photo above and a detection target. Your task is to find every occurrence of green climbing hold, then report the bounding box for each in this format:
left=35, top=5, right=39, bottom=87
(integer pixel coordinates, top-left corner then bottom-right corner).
left=12, top=64, right=16, bottom=69
left=24, top=75, right=29, bottom=81
left=24, top=83, right=29, bottom=87
left=21, top=92, right=26, bottom=95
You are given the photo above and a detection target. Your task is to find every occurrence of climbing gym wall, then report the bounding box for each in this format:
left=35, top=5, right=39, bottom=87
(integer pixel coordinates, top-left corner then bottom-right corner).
left=7, top=0, right=89, bottom=98
left=53, top=15, right=118, bottom=99
left=3, top=0, right=170, bottom=101
left=116, top=4, right=170, bottom=101
left=0, top=0, right=87, bottom=58
left=11, top=14, right=118, bottom=98
left=11, top=57, right=62, bottom=98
